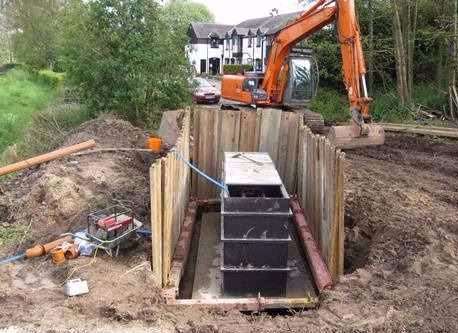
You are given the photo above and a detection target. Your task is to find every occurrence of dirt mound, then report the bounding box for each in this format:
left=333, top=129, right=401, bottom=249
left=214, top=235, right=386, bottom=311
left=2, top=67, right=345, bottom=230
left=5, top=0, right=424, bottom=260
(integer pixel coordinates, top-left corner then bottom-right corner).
left=0, top=114, right=150, bottom=253
left=0, top=114, right=170, bottom=332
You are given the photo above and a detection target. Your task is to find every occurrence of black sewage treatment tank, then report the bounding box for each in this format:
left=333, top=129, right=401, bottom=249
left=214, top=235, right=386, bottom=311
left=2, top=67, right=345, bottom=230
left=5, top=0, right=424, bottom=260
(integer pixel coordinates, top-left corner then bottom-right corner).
left=220, top=152, right=292, bottom=297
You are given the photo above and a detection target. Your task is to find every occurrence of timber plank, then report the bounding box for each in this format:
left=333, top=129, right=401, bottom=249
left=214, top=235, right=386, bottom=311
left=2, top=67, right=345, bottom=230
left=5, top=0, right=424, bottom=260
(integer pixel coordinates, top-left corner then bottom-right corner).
left=277, top=112, right=290, bottom=183
left=285, top=113, right=300, bottom=193
left=217, top=110, right=241, bottom=178
left=191, top=108, right=200, bottom=196
left=162, top=156, right=172, bottom=284
left=150, top=161, right=163, bottom=287
left=259, top=108, right=282, bottom=163
left=239, top=109, right=258, bottom=151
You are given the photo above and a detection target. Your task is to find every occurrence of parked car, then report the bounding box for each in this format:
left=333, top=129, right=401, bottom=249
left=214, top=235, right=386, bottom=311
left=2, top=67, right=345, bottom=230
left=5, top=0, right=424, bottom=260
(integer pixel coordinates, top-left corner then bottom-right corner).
left=192, top=77, right=220, bottom=104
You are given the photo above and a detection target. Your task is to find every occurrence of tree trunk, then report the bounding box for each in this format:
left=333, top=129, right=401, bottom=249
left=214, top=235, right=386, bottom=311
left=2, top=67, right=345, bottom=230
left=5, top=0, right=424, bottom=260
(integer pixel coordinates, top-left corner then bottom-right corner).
left=449, top=0, right=458, bottom=120
left=407, top=0, right=417, bottom=96
left=392, top=0, right=409, bottom=105
left=391, top=0, right=413, bottom=106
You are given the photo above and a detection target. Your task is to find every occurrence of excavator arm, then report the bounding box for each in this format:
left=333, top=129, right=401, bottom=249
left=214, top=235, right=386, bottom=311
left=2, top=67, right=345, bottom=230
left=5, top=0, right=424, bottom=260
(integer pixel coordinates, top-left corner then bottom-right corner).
left=263, top=0, right=370, bottom=122
left=221, top=0, right=385, bottom=148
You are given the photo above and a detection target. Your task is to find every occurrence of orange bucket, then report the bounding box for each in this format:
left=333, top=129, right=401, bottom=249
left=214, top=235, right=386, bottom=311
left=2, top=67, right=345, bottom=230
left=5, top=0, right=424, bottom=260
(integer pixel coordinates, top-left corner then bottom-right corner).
left=50, top=248, right=66, bottom=265
left=147, top=137, right=162, bottom=152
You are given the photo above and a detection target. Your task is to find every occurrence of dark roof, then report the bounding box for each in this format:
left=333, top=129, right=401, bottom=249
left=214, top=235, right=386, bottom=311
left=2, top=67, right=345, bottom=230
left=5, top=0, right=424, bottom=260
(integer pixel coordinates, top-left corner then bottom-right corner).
left=189, top=22, right=233, bottom=39
left=259, top=11, right=302, bottom=35
left=189, top=11, right=302, bottom=40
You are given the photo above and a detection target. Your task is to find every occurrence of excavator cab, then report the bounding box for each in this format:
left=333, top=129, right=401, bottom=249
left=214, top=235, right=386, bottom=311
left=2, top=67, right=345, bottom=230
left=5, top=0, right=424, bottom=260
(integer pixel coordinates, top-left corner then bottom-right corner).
left=221, top=52, right=318, bottom=108
left=282, top=53, right=319, bottom=107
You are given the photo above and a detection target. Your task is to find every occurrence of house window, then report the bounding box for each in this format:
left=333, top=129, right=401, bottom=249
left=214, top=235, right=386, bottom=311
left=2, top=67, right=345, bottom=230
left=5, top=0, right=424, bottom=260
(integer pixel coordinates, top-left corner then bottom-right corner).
left=255, top=58, right=262, bottom=71
left=248, top=37, right=252, bottom=48
left=256, top=34, right=262, bottom=47
left=225, top=37, right=229, bottom=50
left=210, top=37, right=219, bottom=49
left=232, top=34, right=237, bottom=51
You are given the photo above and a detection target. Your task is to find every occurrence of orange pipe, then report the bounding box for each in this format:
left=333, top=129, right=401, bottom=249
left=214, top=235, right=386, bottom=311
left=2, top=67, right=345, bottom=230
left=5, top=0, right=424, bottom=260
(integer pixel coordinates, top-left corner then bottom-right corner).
left=25, top=236, right=73, bottom=259
left=0, top=140, right=96, bottom=177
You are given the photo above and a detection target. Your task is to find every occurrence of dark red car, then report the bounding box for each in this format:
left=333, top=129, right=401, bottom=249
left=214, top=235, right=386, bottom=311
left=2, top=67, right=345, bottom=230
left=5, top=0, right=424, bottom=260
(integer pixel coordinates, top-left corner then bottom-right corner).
left=192, top=77, right=220, bottom=104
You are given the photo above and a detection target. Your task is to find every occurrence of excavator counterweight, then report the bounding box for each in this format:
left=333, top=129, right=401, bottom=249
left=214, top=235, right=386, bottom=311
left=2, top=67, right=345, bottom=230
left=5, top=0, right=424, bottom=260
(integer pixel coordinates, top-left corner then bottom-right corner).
left=221, top=0, right=385, bottom=149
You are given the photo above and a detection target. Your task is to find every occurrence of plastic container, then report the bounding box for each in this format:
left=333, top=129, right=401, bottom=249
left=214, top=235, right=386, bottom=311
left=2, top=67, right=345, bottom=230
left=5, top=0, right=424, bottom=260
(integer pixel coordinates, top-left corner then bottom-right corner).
left=64, top=279, right=89, bottom=297
left=146, top=137, right=162, bottom=152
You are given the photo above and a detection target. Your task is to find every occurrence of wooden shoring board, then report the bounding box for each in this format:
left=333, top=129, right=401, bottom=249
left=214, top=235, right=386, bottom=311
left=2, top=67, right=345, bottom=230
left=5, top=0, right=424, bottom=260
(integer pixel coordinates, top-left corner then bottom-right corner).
left=337, top=152, right=345, bottom=278
left=217, top=110, right=241, bottom=179
left=296, top=126, right=304, bottom=197
left=380, top=123, right=458, bottom=138
left=295, top=126, right=345, bottom=281
left=238, top=108, right=261, bottom=152
left=277, top=112, right=291, bottom=184
left=161, top=156, right=172, bottom=284
left=259, top=108, right=282, bottom=163
left=150, top=160, right=163, bottom=286
left=160, top=110, right=192, bottom=285
left=191, top=108, right=200, bottom=196
left=196, top=108, right=220, bottom=199
left=320, top=139, right=330, bottom=264
left=284, top=113, right=301, bottom=193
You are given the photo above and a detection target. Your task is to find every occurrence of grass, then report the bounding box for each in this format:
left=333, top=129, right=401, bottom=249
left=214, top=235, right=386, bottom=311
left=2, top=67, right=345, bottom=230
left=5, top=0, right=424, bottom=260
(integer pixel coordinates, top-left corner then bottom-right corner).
left=311, top=85, right=449, bottom=124
left=0, top=69, right=57, bottom=153
left=18, top=103, right=93, bottom=157
left=310, top=88, right=351, bottom=124
left=0, top=224, right=28, bottom=248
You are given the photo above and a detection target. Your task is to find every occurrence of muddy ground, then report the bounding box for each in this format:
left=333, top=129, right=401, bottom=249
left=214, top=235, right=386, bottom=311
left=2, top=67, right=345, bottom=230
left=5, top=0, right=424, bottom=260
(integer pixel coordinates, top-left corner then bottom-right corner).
left=0, top=118, right=457, bottom=332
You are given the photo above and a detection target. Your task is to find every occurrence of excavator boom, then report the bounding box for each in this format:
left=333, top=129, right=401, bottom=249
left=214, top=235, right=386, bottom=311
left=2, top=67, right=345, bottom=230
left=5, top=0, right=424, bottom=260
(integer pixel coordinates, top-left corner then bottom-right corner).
left=221, top=0, right=385, bottom=149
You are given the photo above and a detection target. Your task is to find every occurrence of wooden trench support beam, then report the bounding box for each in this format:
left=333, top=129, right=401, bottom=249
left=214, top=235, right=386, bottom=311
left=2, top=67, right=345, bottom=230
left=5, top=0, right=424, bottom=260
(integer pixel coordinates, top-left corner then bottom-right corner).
left=290, top=198, right=333, bottom=293
left=166, top=199, right=198, bottom=295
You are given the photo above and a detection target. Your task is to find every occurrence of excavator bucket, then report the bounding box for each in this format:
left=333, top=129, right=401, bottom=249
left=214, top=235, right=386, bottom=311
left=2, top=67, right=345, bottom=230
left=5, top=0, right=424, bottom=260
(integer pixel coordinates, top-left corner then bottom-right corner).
left=328, top=124, right=385, bottom=150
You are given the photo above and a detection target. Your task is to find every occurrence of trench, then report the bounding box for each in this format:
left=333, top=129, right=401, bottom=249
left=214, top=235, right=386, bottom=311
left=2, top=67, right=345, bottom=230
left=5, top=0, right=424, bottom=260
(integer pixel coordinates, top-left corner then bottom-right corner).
left=178, top=205, right=318, bottom=302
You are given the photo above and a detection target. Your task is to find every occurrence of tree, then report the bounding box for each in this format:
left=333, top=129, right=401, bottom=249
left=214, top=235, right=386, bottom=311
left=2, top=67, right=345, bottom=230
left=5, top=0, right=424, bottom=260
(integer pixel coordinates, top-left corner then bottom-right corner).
left=449, top=0, right=458, bottom=120
left=5, top=0, right=63, bottom=69
left=0, top=3, right=14, bottom=63
left=59, top=0, right=214, bottom=123
left=391, top=0, right=417, bottom=106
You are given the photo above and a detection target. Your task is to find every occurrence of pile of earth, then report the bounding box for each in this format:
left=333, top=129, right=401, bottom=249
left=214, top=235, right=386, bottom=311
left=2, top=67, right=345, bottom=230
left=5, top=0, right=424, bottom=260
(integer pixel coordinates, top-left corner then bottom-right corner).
left=0, top=114, right=152, bottom=255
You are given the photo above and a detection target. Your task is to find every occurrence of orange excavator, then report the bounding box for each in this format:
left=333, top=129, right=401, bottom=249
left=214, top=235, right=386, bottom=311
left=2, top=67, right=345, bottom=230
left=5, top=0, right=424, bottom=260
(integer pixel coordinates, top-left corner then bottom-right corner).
left=221, top=0, right=385, bottom=149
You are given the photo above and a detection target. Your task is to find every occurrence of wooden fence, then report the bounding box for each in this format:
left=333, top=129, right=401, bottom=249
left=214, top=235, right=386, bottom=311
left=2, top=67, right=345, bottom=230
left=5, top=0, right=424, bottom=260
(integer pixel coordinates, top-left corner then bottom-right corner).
left=150, top=110, right=191, bottom=287
left=192, top=107, right=301, bottom=199
left=297, top=126, right=345, bottom=280
left=192, top=106, right=345, bottom=281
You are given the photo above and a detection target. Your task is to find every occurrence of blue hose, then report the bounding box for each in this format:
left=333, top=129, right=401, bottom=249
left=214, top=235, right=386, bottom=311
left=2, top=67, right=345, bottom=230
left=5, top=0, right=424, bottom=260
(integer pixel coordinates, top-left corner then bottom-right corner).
left=175, top=152, right=227, bottom=192
left=0, top=253, right=26, bottom=265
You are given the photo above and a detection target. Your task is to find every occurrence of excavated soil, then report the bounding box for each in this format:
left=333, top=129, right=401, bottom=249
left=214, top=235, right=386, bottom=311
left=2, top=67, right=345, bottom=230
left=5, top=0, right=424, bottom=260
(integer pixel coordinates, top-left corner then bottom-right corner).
left=1, top=127, right=458, bottom=332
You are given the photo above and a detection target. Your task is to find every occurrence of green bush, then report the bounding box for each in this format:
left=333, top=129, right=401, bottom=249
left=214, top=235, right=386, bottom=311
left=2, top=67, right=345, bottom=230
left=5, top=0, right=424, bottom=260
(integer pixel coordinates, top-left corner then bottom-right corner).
left=310, top=88, right=350, bottom=123
left=18, top=103, right=92, bottom=157
left=413, top=84, right=447, bottom=112
left=35, top=70, right=65, bottom=88
left=371, top=92, right=410, bottom=122
left=223, top=64, right=254, bottom=74
left=59, top=0, right=199, bottom=123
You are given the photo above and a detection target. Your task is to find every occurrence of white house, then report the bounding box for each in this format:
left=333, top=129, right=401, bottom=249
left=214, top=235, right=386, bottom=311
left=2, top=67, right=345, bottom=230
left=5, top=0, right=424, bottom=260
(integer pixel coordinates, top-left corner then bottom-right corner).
left=187, top=12, right=301, bottom=75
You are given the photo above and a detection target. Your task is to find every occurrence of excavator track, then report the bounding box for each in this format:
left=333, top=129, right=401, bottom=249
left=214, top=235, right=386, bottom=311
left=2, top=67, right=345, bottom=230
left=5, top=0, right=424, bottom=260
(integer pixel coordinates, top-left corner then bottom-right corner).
left=294, top=109, right=325, bottom=134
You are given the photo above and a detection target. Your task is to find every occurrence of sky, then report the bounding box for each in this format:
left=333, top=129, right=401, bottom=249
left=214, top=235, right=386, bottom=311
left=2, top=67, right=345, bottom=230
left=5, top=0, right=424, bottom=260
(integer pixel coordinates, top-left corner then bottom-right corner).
left=192, top=0, right=305, bottom=25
